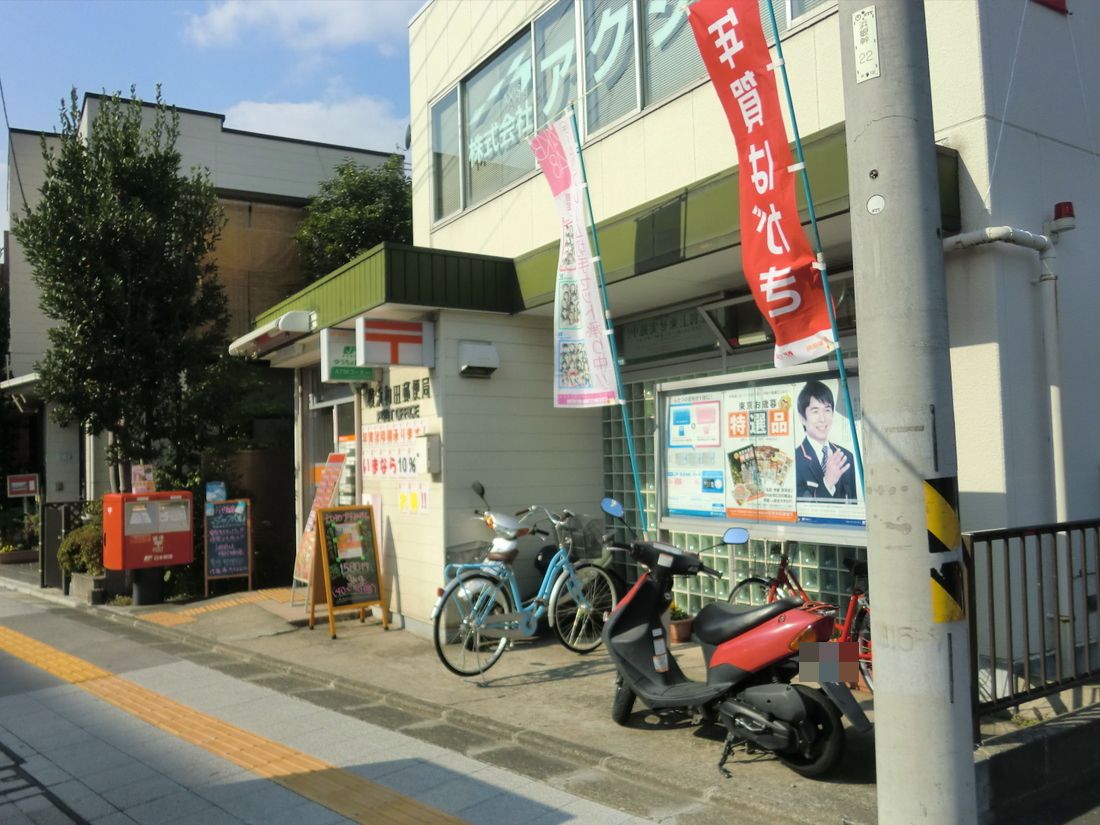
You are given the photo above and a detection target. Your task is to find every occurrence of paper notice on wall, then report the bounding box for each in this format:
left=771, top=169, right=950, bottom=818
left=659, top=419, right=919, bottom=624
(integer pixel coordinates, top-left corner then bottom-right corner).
left=398, top=483, right=430, bottom=515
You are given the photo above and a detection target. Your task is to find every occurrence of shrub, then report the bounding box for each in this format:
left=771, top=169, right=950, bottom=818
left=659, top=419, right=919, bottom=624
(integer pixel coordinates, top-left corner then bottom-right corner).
left=57, top=523, right=105, bottom=575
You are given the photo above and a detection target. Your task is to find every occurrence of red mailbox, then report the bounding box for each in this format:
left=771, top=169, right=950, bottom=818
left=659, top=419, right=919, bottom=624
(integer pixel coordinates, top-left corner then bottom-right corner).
left=103, top=491, right=194, bottom=571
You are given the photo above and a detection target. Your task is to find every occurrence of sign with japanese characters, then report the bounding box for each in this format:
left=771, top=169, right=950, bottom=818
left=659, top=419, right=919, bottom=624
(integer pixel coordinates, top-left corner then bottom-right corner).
left=688, top=0, right=834, bottom=367
left=6, top=474, right=39, bottom=498
left=361, top=419, right=431, bottom=479
left=309, top=505, right=389, bottom=639
left=292, top=453, right=347, bottom=584
left=321, top=328, right=375, bottom=383
left=663, top=373, right=864, bottom=527
left=530, top=115, right=619, bottom=408
left=203, top=499, right=252, bottom=595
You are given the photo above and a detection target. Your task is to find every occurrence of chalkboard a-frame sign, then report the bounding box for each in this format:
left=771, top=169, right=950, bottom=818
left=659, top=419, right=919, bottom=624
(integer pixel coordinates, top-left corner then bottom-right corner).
left=309, top=505, right=389, bottom=639
left=203, top=499, right=252, bottom=596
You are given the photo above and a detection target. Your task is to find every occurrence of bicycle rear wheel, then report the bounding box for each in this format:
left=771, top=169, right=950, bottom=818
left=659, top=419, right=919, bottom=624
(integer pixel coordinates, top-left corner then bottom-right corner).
left=552, top=563, right=618, bottom=653
left=854, top=608, right=874, bottom=692
left=433, top=574, right=512, bottom=676
left=728, top=576, right=774, bottom=606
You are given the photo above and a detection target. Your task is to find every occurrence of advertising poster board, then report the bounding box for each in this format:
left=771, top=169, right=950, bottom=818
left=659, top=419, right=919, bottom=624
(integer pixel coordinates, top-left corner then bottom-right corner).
left=662, top=370, right=864, bottom=530
left=291, top=453, right=348, bottom=587
left=203, top=499, right=252, bottom=596
left=308, top=505, right=388, bottom=639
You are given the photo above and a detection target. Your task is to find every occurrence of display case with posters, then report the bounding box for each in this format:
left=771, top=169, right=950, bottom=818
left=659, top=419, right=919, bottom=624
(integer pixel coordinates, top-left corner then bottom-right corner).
left=658, top=362, right=866, bottom=542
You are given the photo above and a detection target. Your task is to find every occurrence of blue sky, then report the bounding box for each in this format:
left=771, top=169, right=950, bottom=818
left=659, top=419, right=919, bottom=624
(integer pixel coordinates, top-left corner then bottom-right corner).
left=1, top=0, right=423, bottom=235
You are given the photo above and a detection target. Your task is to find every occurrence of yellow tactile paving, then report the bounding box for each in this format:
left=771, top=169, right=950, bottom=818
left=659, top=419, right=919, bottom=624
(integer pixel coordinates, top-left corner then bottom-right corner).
left=0, top=627, right=467, bottom=824
left=135, top=588, right=294, bottom=627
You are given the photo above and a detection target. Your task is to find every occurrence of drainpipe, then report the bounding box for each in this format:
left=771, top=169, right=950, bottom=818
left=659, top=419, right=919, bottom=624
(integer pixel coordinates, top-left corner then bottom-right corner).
left=942, top=204, right=1076, bottom=524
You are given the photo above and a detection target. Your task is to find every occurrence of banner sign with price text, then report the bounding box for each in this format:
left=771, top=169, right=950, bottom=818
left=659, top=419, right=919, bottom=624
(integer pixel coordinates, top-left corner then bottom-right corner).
left=688, top=0, right=834, bottom=368
left=529, top=115, right=619, bottom=408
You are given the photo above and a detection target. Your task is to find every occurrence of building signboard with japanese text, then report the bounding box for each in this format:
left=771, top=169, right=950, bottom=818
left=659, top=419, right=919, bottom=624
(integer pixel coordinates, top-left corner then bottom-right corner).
left=663, top=374, right=864, bottom=528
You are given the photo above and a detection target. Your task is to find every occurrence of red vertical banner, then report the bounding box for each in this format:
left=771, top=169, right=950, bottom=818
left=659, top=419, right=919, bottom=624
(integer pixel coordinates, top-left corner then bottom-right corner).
left=688, top=0, right=835, bottom=367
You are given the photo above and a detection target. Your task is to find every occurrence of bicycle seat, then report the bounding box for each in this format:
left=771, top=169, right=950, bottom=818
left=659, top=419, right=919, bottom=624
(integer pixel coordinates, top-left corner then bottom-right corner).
left=692, top=597, right=803, bottom=645
left=843, top=558, right=868, bottom=577
left=486, top=547, right=519, bottom=564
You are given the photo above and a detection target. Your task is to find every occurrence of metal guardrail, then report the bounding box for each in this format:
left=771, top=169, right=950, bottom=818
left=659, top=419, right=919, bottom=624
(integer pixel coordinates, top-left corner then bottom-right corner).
left=963, top=518, right=1100, bottom=740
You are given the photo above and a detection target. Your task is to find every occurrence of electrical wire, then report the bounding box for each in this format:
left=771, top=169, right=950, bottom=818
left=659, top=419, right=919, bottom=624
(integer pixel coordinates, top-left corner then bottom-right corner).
left=0, top=70, right=29, bottom=214
left=984, top=0, right=1029, bottom=205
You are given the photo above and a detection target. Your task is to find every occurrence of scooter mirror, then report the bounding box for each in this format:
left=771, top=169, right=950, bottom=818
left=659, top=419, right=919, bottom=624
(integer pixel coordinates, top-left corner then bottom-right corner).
left=600, top=497, right=625, bottom=519
left=471, top=481, right=486, bottom=499
left=723, top=526, right=750, bottom=545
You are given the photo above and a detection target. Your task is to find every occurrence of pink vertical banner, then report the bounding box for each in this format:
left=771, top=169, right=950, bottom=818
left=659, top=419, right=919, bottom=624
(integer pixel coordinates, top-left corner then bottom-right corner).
left=530, top=116, right=619, bottom=407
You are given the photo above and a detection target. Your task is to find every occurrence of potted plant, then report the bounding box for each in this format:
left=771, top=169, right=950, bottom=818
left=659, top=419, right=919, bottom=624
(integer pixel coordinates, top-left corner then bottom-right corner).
left=57, top=522, right=106, bottom=605
left=668, top=601, right=694, bottom=644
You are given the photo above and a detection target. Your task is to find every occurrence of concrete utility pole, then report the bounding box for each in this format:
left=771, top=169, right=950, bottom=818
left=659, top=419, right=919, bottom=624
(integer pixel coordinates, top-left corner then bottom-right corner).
left=838, top=3, right=978, bottom=823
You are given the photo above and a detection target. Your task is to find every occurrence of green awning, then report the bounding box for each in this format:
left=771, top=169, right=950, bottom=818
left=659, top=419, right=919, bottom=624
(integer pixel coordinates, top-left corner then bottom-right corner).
left=255, top=242, right=523, bottom=329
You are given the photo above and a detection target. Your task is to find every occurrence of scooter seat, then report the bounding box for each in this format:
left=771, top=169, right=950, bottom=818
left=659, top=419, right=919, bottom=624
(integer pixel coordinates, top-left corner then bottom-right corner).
left=486, top=548, right=518, bottom=564
left=692, top=597, right=803, bottom=645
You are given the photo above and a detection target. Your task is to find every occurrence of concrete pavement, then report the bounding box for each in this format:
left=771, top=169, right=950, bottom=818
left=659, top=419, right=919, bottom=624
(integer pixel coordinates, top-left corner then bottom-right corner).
left=0, top=565, right=880, bottom=825
left=5, top=563, right=1100, bottom=823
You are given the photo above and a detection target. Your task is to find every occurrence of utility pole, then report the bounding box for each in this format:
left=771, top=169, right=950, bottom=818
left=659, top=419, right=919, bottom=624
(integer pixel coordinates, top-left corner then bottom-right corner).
left=838, top=3, right=977, bottom=823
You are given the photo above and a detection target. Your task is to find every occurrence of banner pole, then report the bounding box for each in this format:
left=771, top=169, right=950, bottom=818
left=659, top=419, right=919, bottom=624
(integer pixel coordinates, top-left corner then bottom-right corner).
left=568, top=108, right=649, bottom=535
left=763, top=0, right=864, bottom=494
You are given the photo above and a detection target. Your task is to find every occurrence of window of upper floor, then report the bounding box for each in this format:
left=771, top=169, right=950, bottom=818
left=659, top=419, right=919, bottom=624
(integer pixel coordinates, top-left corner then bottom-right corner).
left=430, top=0, right=837, bottom=224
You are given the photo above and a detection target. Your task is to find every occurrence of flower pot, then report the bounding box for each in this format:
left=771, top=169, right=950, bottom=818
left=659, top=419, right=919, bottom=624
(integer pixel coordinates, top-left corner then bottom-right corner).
left=669, top=617, right=694, bottom=644
left=69, top=572, right=107, bottom=605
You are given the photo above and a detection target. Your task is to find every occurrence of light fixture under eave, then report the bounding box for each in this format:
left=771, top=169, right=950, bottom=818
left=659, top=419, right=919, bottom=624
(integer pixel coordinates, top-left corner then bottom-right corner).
left=228, top=311, right=314, bottom=359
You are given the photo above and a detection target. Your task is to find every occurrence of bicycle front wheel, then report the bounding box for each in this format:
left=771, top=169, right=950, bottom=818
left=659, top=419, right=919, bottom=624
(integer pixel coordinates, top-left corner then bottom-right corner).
left=728, top=576, right=773, bottom=606
left=552, top=563, right=618, bottom=653
left=433, top=574, right=512, bottom=677
left=854, top=608, right=874, bottom=693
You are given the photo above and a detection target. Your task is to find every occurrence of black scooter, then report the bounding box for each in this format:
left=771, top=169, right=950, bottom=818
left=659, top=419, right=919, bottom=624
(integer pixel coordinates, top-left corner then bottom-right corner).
left=600, top=498, right=871, bottom=777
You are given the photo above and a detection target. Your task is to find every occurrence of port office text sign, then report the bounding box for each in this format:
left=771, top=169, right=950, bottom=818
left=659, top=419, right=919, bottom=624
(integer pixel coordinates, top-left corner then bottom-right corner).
left=6, top=474, right=39, bottom=498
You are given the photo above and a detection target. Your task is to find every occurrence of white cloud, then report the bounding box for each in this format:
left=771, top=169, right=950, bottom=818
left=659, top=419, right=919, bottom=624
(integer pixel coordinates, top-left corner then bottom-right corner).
left=185, top=0, right=422, bottom=54
left=225, top=96, right=407, bottom=153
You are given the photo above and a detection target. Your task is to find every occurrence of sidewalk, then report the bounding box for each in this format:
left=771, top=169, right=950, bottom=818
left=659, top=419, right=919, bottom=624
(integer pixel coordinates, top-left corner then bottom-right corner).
left=0, top=566, right=879, bottom=825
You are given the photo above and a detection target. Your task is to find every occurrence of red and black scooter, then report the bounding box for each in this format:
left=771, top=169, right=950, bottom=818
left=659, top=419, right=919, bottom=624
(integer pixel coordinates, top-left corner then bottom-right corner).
left=600, top=498, right=871, bottom=777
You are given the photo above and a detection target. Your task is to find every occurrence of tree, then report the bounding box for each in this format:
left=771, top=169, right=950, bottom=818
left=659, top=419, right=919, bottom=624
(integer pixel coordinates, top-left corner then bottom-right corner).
left=13, top=88, right=232, bottom=491
left=294, top=154, right=412, bottom=281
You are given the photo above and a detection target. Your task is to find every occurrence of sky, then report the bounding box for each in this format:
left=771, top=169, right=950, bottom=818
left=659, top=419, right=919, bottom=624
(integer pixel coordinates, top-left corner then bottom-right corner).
left=1, top=0, right=423, bottom=237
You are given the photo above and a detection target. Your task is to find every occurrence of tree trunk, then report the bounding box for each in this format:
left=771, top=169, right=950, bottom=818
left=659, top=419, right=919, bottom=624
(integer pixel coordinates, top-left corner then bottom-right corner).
left=106, top=431, right=121, bottom=494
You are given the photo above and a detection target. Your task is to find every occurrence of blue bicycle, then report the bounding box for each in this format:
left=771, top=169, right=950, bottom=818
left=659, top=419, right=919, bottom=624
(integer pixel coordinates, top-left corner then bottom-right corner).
left=432, top=482, right=621, bottom=676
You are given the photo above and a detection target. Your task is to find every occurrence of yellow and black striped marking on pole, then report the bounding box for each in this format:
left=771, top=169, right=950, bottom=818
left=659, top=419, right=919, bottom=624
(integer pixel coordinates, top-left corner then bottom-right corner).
left=925, top=476, right=966, bottom=623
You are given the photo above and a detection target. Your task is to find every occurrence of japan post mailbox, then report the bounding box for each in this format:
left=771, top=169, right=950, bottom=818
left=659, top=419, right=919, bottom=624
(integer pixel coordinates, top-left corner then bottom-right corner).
left=103, top=491, right=194, bottom=570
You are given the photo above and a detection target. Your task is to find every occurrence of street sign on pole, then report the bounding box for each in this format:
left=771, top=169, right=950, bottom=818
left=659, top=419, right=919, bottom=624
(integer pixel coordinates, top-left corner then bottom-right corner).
left=6, top=474, right=40, bottom=498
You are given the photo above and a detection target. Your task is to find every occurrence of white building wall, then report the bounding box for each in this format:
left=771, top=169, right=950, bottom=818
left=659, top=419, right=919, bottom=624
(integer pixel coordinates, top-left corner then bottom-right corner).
left=79, top=98, right=388, bottom=201
left=361, top=363, right=443, bottom=636
left=6, top=131, right=58, bottom=377
left=409, top=1, right=845, bottom=260
left=933, top=0, right=1100, bottom=527
left=409, top=0, right=1100, bottom=532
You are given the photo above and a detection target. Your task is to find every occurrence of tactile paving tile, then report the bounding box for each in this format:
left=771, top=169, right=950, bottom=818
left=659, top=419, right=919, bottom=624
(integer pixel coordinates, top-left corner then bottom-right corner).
left=0, top=627, right=466, bottom=825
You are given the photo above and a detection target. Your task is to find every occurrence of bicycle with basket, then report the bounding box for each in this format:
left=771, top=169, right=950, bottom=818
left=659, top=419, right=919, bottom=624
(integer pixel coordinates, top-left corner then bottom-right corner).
left=432, top=482, right=621, bottom=676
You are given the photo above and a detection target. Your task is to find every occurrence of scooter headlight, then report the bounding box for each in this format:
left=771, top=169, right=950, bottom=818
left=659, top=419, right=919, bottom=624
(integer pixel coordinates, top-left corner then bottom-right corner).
left=789, top=626, right=818, bottom=652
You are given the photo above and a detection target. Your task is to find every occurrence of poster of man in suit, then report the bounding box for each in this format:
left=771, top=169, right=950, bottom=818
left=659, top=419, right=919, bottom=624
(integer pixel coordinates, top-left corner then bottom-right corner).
left=795, top=379, right=859, bottom=503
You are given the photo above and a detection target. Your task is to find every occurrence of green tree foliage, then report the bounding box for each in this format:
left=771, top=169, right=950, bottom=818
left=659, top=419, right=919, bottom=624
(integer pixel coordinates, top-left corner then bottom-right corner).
left=13, top=88, right=235, bottom=489
left=294, top=154, right=411, bottom=281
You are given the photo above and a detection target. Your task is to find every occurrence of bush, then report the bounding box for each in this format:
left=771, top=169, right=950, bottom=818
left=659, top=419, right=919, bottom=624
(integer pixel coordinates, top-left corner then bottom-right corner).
left=57, top=523, right=105, bottom=575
